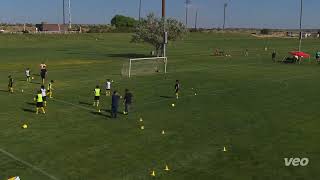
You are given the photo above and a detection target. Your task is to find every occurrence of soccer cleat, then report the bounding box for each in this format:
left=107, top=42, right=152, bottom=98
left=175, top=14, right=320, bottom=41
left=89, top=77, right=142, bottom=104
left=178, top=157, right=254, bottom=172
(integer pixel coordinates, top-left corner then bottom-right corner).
left=8, top=176, right=20, bottom=180
left=223, top=146, right=227, bottom=152
left=164, top=165, right=170, bottom=171
left=150, top=170, right=156, bottom=177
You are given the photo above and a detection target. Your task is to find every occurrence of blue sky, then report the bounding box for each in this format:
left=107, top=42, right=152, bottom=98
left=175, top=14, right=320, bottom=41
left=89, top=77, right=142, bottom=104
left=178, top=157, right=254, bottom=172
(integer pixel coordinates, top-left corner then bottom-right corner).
left=0, top=0, right=319, bottom=28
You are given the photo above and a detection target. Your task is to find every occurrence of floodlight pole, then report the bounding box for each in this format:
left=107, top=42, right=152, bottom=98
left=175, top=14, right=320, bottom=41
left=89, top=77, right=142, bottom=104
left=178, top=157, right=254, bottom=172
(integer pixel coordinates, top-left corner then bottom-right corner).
left=139, top=0, right=142, bottom=22
left=194, top=10, right=198, bottom=29
left=185, top=4, right=188, bottom=27
left=162, top=0, right=166, bottom=58
left=63, top=0, right=66, bottom=24
left=68, top=0, right=72, bottom=29
left=298, top=0, right=303, bottom=51
left=185, top=0, right=191, bottom=27
left=223, top=3, right=227, bottom=30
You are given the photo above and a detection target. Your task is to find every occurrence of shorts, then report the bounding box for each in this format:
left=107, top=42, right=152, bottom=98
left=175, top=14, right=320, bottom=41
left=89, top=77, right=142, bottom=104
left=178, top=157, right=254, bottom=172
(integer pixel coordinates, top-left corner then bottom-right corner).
left=43, top=96, right=47, bottom=101
left=36, top=102, right=44, bottom=107
left=175, top=89, right=179, bottom=94
left=106, top=88, right=111, bottom=91
left=8, top=84, right=13, bottom=88
left=94, top=96, right=100, bottom=100
left=26, top=75, right=30, bottom=78
left=41, top=74, right=46, bottom=79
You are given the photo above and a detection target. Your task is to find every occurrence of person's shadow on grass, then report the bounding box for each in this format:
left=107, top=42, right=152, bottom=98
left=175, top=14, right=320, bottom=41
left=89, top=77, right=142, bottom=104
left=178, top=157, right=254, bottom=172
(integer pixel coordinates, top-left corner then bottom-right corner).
left=0, top=89, right=8, bottom=93
left=90, top=111, right=111, bottom=118
left=104, top=109, right=123, bottom=115
left=79, top=101, right=92, bottom=106
left=30, top=81, right=41, bottom=85
left=26, top=102, right=36, bottom=106
left=159, top=95, right=174, bottom=99
left=22, top=108, right=36, bottom=113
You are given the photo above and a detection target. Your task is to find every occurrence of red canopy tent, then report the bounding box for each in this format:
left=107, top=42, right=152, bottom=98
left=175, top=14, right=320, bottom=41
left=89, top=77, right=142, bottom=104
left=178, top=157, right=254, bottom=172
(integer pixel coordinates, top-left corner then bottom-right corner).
left=287, top=51, right=311, bottom=64
left=289, top=51, right=310, bottom=58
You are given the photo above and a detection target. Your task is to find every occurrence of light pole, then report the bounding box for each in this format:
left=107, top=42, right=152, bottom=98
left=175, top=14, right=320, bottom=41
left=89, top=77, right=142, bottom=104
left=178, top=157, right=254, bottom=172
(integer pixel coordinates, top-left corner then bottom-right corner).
left=139, top=0, right=142, bottom=22
left=68, top=0, right=72, bottom=29
left=162, top=0, right=167, bottom=57
left=298, top=0, right=303, bottom=51
left=63, top=0, right=65, bottom=24
left=185, top=0, right=191, bottom=27
left=194, top=10, right=198, bottom=30
left=223, top=3, right=228, bottom=30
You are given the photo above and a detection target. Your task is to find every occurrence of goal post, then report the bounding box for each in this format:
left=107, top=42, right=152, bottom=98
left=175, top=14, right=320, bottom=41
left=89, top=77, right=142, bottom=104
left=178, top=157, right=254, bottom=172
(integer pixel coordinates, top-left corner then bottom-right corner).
left=122, top=57, right=168, bottom=78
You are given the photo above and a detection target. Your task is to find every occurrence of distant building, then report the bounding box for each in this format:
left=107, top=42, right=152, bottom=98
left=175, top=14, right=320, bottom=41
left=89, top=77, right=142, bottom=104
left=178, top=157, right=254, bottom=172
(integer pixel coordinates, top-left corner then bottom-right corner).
left=36, top=23, right=69, bottom=32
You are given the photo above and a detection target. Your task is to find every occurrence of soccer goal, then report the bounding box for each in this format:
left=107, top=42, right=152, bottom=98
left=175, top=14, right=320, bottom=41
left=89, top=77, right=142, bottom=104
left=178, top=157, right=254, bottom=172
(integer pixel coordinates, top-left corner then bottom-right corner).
left=121, top=57, right=168, bottom=78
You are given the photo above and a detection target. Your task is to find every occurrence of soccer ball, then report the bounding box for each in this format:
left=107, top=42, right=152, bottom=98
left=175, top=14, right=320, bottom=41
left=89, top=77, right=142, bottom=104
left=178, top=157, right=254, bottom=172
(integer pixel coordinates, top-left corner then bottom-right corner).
left=21, top=89, right=24, bottom=93
left=141, top=126, right=145, bottom=130
left=171, top=103, right=175, bottom=107
left=22, top=124, right=28, bottom=129
left=31, top=77, right=34, bottom=80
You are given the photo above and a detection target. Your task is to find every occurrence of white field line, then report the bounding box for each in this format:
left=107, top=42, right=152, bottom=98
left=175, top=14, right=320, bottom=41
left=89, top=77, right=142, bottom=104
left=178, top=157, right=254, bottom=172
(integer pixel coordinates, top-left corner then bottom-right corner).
left=0, top=148, right=60, bottom=180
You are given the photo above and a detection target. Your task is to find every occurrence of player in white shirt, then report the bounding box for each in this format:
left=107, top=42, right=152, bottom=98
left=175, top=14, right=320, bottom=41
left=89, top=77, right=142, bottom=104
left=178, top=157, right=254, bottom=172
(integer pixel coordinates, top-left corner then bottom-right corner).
left=40, top=85, right=47, bottom=106
left=105, top=79, right=111, bottom=96
left=25, top=68, right=31, bottom=82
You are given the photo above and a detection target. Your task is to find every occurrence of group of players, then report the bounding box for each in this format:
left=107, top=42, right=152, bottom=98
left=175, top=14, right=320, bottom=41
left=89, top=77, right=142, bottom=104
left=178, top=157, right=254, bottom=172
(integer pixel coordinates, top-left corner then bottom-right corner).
left=8, top=63, right=181, bottom=117
left=7, top=63, right=54, bottom=114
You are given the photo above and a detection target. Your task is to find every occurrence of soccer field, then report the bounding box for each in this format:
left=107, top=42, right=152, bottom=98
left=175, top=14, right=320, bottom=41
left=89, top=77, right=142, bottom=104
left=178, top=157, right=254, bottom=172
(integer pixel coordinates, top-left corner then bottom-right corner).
left=0, top=32, right=319, bottom=180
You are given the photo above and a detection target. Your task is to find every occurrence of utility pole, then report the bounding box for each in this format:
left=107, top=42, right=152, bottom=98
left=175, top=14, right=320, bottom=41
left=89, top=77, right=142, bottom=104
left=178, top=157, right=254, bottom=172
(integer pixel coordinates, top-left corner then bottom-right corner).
left=63, top=0, right=65, bottom=24
left=185, top=0, right=191, bottom=27
left=68, top=0, right=72, bottom=29
left=139, top=0, right=142, bottom=22
left=298, top=0, right=303, bottom=51
left=223, top=3, right=228, bottom=30
left=194, top=10, right=198, bottom=30
left=162, top=0, right=167, bottom=57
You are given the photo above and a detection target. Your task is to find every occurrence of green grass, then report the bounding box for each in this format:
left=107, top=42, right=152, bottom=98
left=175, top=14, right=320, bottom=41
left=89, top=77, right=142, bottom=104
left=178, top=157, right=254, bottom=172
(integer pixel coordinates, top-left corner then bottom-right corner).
left=0, top=32, right=320, bottom=180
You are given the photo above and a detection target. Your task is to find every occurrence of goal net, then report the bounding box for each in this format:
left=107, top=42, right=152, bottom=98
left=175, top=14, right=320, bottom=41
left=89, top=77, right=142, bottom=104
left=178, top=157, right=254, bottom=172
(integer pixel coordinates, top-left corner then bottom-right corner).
left=121, top=57, right=168, bottom=78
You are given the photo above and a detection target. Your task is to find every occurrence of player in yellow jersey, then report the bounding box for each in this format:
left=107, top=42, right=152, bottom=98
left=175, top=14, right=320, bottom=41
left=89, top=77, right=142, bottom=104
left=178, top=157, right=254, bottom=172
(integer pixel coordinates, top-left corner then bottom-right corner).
left=93, top=85, right=101, bottom=108
left=34, top=90, right=46, bottom=114
left=47, top=80, right=54, bottom=98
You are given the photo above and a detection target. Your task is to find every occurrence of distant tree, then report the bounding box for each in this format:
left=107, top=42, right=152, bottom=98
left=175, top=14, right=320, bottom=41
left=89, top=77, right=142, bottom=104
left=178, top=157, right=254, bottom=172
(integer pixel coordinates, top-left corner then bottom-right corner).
left=87, top=24, right=115, bottom=33
left=111, top=15, right=138, bottom=28
left=261, top=29, right=271, bottom=35
left=131, top=13, right=187, bottom=56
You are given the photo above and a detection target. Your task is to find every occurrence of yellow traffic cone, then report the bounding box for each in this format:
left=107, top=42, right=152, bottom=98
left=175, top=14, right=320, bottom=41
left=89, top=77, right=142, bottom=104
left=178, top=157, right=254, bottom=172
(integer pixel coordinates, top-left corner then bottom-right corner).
left=223, top=146, right=227, bottom=152
left=164, top=165, right=170, bottom=171
left=151, top=170, right=156, bottom=177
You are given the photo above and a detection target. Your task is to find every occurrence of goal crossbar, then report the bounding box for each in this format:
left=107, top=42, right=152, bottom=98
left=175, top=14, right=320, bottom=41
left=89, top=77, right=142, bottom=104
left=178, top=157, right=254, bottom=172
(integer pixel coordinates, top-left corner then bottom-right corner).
left=128, top=57, right=168, bottom=78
